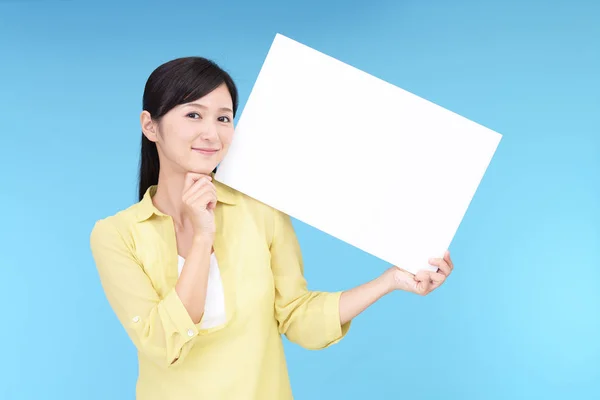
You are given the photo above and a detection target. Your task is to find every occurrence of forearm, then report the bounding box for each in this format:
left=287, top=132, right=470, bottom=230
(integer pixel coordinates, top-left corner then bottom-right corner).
left=175, top=235, right=213, bottom=324
left=338, top=274, right=392, bottom=325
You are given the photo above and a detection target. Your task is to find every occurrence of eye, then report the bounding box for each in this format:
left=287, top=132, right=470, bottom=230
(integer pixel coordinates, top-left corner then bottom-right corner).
left=218, top=116, right=231, bottom=123
left=186, top=112, right=201, bottom=119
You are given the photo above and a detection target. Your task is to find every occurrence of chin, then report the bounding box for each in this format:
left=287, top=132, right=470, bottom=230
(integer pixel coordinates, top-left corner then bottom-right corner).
left=187, top=163, right=218, bottom=175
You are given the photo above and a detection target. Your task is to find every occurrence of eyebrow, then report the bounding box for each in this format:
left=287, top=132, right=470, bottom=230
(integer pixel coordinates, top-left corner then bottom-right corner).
left=185, top=103, right=233, bottom=113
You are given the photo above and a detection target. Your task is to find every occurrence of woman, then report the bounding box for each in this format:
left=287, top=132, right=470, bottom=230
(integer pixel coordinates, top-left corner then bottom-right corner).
left=90, top=56, right=454, bottom=400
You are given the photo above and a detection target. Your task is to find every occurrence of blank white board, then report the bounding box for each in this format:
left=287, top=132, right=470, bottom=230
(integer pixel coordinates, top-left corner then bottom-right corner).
left=215, top=33, right=502, bottom=275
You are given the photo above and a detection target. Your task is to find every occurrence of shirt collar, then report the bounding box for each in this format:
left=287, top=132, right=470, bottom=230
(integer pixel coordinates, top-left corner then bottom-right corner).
left=135, top=175, right=237, bottom=222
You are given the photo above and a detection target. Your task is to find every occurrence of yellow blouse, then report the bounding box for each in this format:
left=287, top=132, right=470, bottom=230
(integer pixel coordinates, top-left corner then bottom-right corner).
left=89, top=180, right=351, bottom=399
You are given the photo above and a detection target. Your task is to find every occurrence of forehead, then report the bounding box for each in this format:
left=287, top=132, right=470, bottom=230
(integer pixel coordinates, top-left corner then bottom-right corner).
left=185, top=84, right=232, bottom=108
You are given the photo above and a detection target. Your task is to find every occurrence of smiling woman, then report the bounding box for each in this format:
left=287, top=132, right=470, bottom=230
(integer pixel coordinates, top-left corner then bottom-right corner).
left=89, top=56, right=454, bottom=400
left=137, top=58, right=238, bottom=202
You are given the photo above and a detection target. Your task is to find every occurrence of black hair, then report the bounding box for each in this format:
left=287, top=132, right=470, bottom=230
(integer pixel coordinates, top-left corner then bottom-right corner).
left=138, top=57, right=238, bottom=201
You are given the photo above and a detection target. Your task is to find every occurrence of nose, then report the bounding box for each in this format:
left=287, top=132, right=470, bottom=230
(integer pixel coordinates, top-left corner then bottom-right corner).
left=199, top=120, right=219, bottom=141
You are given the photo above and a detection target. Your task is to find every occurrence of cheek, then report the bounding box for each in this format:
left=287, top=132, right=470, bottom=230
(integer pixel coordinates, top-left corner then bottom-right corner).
left=158, top=121, right=192, bottom=158
left=219, top=127, right=235, bottom=149
left=164, top=119, right=195, bottom=142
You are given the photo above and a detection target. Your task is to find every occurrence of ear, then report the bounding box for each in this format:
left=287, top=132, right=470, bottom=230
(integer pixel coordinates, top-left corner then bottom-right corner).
left=141, top=110, right=158, bottom=142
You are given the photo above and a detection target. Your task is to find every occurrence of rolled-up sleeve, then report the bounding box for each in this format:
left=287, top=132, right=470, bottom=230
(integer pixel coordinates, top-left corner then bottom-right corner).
left=269, top=209, right=351, bottom=350
left=90, top=219, right=202, bottom=368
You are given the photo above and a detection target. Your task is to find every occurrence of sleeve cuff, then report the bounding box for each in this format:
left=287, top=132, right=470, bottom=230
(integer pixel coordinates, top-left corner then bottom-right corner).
left=162, top=287, right=200, bottom=340
left=323, top=291, right=351, bottom=346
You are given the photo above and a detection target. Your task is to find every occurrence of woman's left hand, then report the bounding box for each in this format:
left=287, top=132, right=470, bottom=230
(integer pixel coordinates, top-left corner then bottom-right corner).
left=384, top=251, right=454, bottom=296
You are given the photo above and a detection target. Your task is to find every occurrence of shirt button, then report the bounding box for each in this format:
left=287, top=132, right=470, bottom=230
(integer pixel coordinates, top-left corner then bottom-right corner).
left=132, top=316, right=140, bottom=323
left=187, top=329, right=194, bottom=337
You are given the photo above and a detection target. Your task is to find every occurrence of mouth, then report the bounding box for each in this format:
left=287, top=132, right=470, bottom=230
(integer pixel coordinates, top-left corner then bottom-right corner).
left=192, top=147, right=219, bottom=155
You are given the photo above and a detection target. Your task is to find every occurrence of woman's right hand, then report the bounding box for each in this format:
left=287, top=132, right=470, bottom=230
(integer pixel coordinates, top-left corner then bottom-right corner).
left=182, top=173, right=217, bottom=240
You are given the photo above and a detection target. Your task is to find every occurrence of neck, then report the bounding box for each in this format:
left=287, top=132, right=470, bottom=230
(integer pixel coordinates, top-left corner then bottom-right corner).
left=152, top=166, right=188, bottom=228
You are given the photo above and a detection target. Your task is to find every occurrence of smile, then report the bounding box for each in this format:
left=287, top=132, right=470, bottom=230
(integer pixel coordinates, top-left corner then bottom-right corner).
left=192, top=148, right=219, bottom=155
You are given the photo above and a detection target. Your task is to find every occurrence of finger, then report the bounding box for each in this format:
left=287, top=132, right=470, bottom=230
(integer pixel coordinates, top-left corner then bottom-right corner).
left=427, top=271, right=446, bottom=291
left=444, top=250, right=454, bottom=270
left=415, top=270, right=432, bottom=295
left=183, top=173, right=202, bottom=190
left=187, top=180, right=217, bottom=203
left=196, top=191, right=218, bottom=211
left=428, top=257, right=451, bottom=276
left=415, top=270, right=445, bottom=294
left=183, top=177, right=214, bottom=201
left=187, top=184, right=217, bottom=207
left=428, top=271, right=446, bottom=284
left=415, top=270, right=430, bottom=282
left=183, top=172, right=211, bottom=192
left=427, top=257, right=445, bottom=274
left=417, top=278, right=431, bottom=295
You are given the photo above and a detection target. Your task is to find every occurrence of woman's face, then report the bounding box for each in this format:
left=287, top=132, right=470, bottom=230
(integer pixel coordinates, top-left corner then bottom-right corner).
left=143, top=83, right=235, bottom=175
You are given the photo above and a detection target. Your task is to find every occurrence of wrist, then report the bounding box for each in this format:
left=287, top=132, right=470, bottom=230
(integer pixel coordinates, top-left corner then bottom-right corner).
left=192, top=234, right=214, bottom=248
left=378, top=268, right=396, bottom=295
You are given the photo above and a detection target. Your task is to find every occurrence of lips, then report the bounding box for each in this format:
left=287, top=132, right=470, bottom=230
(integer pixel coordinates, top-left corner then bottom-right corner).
left=192, top=148, right=219, bottom=155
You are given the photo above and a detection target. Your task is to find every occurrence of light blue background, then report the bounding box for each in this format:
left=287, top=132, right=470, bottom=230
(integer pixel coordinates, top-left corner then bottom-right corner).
left=1, top=0, right=598, bottom=399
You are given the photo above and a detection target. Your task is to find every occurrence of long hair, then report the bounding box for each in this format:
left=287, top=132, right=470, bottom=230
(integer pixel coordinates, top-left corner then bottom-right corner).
left=138, top=57, right=238, bottom=201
